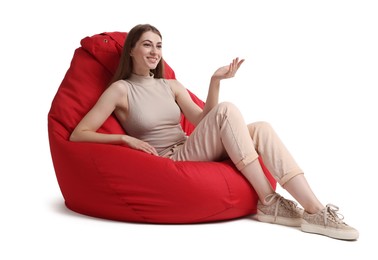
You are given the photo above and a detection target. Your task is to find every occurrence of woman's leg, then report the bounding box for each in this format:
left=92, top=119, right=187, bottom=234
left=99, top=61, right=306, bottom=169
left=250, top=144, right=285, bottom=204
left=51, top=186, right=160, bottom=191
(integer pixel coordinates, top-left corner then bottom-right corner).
left=247, top=121, right=323, bottom=213
left=172, top=102, right=275, bottom=200
left=173, top=102, right=306, bottom=202
left=173, top=102, right=303, bottom=226
left=247, top=121, right=358, bottom=240
left=239, top=159, right=275, bottom=202
left=173, top=102, right=358, bottom=238
left=283, top=175, right=323, bottom=214
left=173, top=103, right=301, bottom=206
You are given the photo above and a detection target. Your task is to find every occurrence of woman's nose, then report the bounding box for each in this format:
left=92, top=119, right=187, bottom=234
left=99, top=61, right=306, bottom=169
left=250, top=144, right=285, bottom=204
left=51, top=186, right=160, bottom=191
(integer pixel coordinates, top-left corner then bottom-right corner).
left=150, top=46, right=160, bottom=55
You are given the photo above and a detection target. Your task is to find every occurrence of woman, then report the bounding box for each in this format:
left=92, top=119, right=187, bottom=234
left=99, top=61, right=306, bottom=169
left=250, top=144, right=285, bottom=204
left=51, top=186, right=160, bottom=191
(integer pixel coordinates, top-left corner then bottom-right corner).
left=70, top=24, right=358, bottom=240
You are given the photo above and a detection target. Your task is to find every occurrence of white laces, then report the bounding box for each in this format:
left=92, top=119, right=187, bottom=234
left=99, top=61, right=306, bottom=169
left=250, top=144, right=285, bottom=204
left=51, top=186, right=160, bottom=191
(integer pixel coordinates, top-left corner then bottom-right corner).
left=323, top=204, right=345, bottom=225
left=264, top=193, right=299, bottom=221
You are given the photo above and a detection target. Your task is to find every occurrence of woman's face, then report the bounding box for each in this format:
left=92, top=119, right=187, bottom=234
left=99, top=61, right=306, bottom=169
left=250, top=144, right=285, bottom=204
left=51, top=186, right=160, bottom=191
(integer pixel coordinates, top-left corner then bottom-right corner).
left=130, top=31, right=162, bottom=75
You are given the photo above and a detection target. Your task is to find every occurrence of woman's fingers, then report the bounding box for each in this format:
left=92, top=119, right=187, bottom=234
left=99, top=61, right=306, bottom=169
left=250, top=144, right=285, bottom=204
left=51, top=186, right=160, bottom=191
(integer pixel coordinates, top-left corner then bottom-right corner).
left=212, top=57, right=245, bottom=80
left=129, top=138, right=158, bottom=156
left=140, top=143, right=158, bottom=156
left=227, top=58, right=244, bottom=77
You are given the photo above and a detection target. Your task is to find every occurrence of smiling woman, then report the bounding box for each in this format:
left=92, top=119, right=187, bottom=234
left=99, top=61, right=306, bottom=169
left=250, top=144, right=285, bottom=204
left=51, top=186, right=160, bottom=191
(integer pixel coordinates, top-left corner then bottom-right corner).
left=49, top=24, right=359, bottom=241
left=130, top=33, right=162, bottom=74
left=48, top=30, right=276, bottom=224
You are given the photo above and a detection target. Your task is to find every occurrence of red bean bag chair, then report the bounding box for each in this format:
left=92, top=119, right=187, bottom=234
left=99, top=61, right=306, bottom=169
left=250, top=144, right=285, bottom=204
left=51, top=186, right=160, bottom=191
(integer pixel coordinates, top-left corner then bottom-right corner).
left=48, top=31, right=276, bottom=224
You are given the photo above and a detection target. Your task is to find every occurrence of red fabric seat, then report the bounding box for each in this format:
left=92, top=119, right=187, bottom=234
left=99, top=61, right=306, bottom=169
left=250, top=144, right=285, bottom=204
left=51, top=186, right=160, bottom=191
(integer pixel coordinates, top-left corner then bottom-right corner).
left=48, top=31, right=276, bottom=223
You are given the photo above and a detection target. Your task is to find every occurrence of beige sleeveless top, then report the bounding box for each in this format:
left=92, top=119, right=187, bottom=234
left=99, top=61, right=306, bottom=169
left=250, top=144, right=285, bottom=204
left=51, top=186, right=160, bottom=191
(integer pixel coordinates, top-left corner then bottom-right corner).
left=119, top=73, right=187, bottom=156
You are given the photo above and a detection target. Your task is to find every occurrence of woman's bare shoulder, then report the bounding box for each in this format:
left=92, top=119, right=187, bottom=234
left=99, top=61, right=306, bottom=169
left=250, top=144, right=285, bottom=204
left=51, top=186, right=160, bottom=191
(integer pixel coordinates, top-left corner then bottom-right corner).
left=164, top=79, right=182, bottom=93
left=105, top=80, right=130, bottom=110
left=165, top=78, right=184, bottom=88
left=107, top=80, right=129, bottom=95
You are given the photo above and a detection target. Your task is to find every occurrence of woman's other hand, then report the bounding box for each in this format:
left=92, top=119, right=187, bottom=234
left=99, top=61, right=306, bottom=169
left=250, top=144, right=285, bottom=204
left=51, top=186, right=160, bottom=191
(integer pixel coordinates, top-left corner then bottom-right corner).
left=122, top=135, right=159, bottom=156
left=212, top=57, right=245, bottom=81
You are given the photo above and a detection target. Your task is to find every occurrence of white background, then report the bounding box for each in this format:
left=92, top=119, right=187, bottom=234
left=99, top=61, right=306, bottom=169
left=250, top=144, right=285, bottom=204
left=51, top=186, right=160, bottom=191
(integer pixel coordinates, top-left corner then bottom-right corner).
left=1, top=0, right=377, bottom=259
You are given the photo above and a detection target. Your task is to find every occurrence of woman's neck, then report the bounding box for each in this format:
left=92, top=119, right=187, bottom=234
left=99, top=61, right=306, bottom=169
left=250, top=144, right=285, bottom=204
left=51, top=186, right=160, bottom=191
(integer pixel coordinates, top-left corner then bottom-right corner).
left=132, top=69, right=151, bottom=77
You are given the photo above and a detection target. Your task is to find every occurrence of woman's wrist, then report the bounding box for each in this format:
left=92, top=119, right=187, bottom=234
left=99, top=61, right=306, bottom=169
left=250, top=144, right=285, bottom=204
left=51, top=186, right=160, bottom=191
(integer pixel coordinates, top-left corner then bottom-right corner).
left=210, top=76, right=221, bottom=83
left=121, top=135, right=130, bottom=146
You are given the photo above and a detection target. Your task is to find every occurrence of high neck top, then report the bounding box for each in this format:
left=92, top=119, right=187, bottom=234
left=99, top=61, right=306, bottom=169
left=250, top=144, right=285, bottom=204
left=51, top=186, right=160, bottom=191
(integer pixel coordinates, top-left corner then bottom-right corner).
left=128, top=72, right=155, bottom=86
left=118, top=75, right=187, bottom=156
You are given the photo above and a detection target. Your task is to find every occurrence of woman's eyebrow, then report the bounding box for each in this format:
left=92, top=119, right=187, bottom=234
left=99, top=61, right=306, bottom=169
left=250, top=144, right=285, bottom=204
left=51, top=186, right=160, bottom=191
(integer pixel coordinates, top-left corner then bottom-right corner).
left=141, top=39, right=162, bottom=44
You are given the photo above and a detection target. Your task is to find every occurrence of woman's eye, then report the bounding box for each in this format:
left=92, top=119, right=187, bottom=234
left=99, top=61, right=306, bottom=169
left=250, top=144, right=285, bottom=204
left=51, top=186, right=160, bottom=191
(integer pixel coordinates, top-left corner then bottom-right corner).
left=143, top=43, right=151, bottom=47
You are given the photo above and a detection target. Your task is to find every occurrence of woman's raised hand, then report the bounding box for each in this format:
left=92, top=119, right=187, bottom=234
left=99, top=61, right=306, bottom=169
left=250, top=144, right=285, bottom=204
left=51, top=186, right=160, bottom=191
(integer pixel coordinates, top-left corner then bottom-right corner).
left=212, top=57, right=245, bottom=81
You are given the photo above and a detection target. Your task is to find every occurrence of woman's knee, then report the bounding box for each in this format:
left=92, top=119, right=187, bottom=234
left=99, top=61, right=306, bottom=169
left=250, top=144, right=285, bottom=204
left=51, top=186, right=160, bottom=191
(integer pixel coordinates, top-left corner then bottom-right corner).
left=215, top=101, right=241, bottom=117
left=248, top=121, right=273, bottom=135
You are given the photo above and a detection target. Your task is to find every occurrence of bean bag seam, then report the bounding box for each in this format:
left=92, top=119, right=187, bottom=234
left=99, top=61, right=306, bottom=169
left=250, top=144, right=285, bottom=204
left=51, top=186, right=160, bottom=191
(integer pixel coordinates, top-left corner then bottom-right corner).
left=190, top=163, right=239, bottom=223
left=89, top=150, right=148, bottom=221
left=191, top=205, right=235, bottom=223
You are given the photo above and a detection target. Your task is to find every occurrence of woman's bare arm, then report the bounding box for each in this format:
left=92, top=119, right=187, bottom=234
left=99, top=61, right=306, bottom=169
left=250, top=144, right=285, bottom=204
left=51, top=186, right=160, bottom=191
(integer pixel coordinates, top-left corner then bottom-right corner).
left=171, top=58, right=244, bottom=126
left=69, top=81, right=158, bottom=155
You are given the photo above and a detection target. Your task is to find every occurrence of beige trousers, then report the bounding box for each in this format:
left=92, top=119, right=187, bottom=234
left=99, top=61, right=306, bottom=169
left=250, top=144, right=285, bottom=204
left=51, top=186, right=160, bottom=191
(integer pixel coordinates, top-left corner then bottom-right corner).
left=169, top=102, right=303, bottom=186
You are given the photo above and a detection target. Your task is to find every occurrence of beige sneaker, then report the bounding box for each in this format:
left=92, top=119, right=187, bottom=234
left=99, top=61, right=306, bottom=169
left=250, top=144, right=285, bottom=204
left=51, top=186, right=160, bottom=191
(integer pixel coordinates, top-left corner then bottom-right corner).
left=256, top=193, right=304, bottom=227
left=301, top=204, right=359, bottom=240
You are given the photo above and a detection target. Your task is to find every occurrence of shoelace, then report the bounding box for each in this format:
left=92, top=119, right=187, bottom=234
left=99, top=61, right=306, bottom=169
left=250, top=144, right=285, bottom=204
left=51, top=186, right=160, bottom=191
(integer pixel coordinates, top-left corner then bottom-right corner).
left=264, top=193, right=299, bottom=221
left=323, top=204, right=345, bottom=226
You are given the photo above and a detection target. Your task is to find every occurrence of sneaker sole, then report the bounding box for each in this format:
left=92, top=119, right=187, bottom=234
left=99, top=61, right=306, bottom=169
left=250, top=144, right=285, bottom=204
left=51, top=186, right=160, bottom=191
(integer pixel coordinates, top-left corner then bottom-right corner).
left=256, top=210, right=303, bottom=227
left=301, top=223, right=359, bottom=240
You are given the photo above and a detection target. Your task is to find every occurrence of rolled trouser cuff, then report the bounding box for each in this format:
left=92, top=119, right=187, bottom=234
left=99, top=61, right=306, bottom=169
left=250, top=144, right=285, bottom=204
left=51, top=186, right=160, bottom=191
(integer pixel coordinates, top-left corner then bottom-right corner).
left=235, top=154, right=259, bottom=171
left=279, top=170, right=304, bottom=186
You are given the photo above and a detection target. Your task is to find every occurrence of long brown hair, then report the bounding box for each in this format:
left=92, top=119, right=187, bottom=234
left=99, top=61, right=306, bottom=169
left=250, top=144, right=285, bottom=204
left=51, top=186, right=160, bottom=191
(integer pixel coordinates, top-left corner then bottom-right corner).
left=109, top=24, right=165, bottom=85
